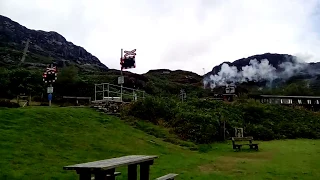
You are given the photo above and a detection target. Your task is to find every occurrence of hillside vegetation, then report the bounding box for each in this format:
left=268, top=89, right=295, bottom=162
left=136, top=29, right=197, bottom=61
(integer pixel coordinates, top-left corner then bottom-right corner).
left=0, top=65, right=208, bottom=102
left=1, top=107, right=320, bottom=179
left=122, top=97, right=320, bottom=144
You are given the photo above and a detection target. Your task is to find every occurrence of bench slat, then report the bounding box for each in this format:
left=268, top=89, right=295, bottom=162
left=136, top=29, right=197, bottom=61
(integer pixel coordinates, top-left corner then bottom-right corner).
left=232, top=136, right=253, bottom=141
left=91, top=172, right=121, bottom=180
left=155, top=173, right=179, bottom=180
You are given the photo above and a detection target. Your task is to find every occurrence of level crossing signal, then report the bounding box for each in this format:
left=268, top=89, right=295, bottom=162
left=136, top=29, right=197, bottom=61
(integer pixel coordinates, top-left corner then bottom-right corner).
left=121, top=49, right=136, bottom=70
left=43, top=64, right=58, bottom=83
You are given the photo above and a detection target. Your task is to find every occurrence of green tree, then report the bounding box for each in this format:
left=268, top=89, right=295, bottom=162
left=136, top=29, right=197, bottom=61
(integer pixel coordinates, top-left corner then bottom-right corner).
left=283, top=81, right=313, bottom=96
left=57, top=65, right=79, bottom=84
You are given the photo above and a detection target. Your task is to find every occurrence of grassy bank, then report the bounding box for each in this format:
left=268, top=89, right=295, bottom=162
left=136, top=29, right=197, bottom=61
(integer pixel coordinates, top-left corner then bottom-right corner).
left=0, top=107, right=319, bottom=179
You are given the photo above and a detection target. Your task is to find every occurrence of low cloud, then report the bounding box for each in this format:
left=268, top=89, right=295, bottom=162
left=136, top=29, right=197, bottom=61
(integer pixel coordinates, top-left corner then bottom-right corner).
left=1, top=0, right=320, bottom=74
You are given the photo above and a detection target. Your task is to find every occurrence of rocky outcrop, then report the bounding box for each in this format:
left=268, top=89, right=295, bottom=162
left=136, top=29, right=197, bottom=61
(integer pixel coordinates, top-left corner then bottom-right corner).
left=0, top=15, right=108, bottom=71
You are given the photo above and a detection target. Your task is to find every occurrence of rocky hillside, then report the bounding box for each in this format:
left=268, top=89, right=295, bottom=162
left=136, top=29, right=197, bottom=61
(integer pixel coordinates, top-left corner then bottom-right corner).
left=0, top=15, right=107, bottom=72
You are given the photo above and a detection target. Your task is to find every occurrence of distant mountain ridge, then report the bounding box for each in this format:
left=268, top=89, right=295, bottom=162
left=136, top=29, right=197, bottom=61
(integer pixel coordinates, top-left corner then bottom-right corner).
left=0, top=15, right=107, bottom=71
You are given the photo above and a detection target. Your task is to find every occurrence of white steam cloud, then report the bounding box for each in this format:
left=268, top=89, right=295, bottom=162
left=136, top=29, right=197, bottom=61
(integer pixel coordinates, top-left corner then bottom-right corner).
left=204, top=58, right=309, bottom=89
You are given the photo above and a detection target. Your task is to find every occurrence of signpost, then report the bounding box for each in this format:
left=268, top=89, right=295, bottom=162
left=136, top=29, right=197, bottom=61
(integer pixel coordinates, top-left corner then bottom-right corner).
left=43, top=64, right=58, bottom=106
left=120, top=49, right=137, bottom=101
left=48, top=93, right=52, bottom=102
left=118, top=76, right=124, bottom=85
left=124, top=49, right=136, bottom=57
left=47, top=87, right=53, bottom=94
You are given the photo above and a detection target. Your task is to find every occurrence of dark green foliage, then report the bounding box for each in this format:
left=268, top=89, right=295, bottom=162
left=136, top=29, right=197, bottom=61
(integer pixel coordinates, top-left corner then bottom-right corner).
left=125, top=97, right=178, bottom=123
left=0, top=100, right=20, bottom=108
left=0, top=68, right=44, bottom=99
left=123, top=97, right=320, bottom=144
left=173, top=111, right=219, bottom=143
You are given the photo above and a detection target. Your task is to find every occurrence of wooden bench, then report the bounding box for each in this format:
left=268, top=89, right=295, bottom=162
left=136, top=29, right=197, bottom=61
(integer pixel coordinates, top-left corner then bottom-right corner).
left=232, top=137, right=259, bottom=151
left=63, top=155, right=158, bottom=180
left=155, top=173, right=179, bottom=180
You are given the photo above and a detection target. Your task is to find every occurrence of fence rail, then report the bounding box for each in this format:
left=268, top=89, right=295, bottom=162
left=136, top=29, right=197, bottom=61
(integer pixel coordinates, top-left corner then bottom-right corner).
left=94, top=83, right=145, bottom=102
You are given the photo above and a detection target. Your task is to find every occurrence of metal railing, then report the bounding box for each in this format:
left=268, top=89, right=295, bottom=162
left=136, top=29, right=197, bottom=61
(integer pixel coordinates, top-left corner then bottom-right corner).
left=94, top=83, right=145, bottom=102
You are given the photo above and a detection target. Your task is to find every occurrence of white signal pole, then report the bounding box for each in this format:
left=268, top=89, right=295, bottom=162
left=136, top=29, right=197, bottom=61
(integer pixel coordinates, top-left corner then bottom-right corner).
left=120, top=49, right=123, bottom=102
left=203, top=68, right=206, bottom=89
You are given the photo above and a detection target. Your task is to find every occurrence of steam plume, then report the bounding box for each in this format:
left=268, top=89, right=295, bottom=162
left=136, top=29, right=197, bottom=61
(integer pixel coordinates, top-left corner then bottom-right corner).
left=204, top=58, right=309, bottom=89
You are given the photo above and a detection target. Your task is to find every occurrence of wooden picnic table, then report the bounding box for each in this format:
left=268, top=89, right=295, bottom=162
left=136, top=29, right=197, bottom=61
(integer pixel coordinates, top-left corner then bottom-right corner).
left=63, top=155, right=158, bottom=180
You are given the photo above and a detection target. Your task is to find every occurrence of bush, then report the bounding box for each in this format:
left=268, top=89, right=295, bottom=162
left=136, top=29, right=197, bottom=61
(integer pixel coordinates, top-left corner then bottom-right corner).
left=126, top=97, right=178, bottom=123
left=0, top=100, right=20, bottom=108
left=122, top=97, right=320, bottom=144
left=173, top=111, right=220, bottom=144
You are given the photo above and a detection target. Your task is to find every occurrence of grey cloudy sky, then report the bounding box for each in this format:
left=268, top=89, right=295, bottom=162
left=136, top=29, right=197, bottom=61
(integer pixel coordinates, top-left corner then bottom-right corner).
left=1, top=0, right=320, bottom=74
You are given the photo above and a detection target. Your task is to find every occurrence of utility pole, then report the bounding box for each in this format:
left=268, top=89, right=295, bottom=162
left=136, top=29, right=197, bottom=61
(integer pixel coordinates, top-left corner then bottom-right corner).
left=48, top=84, right=52, bottom=106
left=43, top=64, right=56, bottom=107
left=203, top=68, right=206, bottom=89
left=120, top=49, right=124, bottom=102
left=20, top=39, right=30, bottom=64
left=119, top=48, right=136, bottom=102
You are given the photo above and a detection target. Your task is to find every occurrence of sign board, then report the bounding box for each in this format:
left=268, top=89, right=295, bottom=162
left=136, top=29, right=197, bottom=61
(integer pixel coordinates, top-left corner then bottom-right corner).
left=47, top=87, right=53, bottom=94
left=124, top=49, right=136, bottom=57
left=121, top=49, right=136, bottom=70
left=235, top=128, right=244, bottom=138
left=48, top=93, right=52, bottom=101
left=43, top=64, right=58, bottom=83
left=120, top=56, right=136, bottom=70
left=118, top=76, right=124, bottom=84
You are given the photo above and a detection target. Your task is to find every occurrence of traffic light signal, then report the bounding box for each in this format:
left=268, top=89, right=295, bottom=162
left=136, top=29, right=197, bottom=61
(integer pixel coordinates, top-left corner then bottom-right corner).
left=120, top=56, right=136, bottom=70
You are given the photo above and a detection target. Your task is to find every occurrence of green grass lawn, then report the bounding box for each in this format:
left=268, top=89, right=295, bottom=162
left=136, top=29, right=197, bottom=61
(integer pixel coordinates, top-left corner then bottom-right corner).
left=0, top=107, right=320, bottom=180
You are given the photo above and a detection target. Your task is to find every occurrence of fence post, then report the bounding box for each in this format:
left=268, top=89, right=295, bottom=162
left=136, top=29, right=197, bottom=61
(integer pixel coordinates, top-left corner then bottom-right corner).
left=107, top=84, right=110, bottom=98
left=103, top=84, right=105, bottom=99
left=94, top=84, right=97, bottom=101
left=133, top=90, right=135, bottom=101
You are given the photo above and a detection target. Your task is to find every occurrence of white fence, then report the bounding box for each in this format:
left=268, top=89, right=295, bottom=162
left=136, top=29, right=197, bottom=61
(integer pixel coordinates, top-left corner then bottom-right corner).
left=94, top=83, right=145, bottom=102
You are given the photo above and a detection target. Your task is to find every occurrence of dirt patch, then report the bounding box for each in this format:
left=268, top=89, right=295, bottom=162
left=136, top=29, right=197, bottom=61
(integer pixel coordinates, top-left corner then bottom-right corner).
left=228, top=151, right=274, bottom=160
left=199, top=151, right=274, bottom=174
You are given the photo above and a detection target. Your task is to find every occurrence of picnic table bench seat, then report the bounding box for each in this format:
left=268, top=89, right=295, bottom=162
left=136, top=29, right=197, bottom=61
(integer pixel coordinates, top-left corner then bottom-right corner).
left=91, top=172, right=121, bottom=180
left=155, top=173, right=179, bottom=180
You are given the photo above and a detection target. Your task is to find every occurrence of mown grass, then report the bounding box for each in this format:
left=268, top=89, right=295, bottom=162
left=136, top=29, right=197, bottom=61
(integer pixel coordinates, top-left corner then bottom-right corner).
left=0, top=107, right=319, bottom=180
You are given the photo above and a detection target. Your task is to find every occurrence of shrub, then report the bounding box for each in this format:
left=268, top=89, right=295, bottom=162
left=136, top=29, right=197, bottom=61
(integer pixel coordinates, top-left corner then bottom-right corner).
left=173, top=111, right=220, bottom=144
left=0, top=100, right=20, bottom=108
left=126, top=97, right=178, bottom=123
left=122, top=97, right=320, bottom=144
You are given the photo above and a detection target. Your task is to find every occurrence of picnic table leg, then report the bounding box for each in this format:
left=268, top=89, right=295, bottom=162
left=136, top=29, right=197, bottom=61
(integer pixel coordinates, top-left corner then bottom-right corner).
left=76, top=170, right=91, bottom=180
left=140, top=161, right=153, bottom=180
left=105, top=169, right=116, bottom=180
left=94, top=171, right=108, bottom=180
left=79, top=173, right=91, bottom=180
left=128, top=164, right=137, bottom=180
